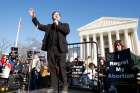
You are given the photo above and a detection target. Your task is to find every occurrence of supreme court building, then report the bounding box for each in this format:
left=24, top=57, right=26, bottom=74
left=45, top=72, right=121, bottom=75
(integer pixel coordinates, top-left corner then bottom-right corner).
left=78, top=17, right=140, bottom=65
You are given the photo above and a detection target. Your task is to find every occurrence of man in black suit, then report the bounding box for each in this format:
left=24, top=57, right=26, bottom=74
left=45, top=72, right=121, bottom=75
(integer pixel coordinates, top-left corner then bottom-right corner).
left=29, top=8, right=70, bottom=93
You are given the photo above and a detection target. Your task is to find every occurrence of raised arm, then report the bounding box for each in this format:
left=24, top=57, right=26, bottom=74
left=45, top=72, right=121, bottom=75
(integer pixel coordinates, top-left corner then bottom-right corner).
left=32, top=17, right=48, bottom=31
left=29, top=8, right=48, bottom=31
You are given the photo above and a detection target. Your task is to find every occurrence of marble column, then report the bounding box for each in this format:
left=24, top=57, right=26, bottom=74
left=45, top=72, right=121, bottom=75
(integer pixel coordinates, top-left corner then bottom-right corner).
left=100, top=33, right=105, bottom=57
left=86, top=35, right=90, bottom=58
left=124, top=29, right=129, bottom=48
left=116, top=31, right=120, bottom=40
left=108, top=31, right=113, bottom=52
left=133, top=28, right=140, bottom=55
left=80, top=36, right=83, bottom=60
left=93, top=34, right=97, bottom=65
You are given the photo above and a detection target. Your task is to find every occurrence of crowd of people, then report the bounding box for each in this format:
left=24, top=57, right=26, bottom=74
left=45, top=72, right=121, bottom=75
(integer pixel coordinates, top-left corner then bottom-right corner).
left=0, top=53, right=50, bottom=91
left=66, top=39, right=140, bottom=93
left=0, top=39, right=139, bottom=93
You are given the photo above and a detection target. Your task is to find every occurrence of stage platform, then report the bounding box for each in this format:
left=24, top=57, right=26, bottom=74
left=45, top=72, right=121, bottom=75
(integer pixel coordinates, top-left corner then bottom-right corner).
left=6, top=88, right=94, bottom=93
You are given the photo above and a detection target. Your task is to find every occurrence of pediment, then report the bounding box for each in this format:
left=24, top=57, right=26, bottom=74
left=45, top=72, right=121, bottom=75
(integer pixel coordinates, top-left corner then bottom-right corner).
left=78, top=17, right=137, bottom=31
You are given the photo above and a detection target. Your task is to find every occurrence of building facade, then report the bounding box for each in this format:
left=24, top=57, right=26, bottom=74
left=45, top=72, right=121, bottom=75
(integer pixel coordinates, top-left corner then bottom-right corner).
left=78, top=17, right=140, bottom=65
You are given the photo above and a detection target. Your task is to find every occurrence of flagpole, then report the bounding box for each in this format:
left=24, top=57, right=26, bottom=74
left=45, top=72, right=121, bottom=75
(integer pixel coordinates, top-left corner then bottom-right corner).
left=15, top=17, right=22, bottom=47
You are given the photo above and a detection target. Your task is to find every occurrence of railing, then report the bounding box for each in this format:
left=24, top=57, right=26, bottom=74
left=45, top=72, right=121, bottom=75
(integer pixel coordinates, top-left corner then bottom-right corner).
left=67, top=41, right=100, bottom=92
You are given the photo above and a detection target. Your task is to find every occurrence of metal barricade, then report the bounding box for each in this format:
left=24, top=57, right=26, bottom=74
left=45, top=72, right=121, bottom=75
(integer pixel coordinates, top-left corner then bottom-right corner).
left=67, top=42, right=100, bottom=92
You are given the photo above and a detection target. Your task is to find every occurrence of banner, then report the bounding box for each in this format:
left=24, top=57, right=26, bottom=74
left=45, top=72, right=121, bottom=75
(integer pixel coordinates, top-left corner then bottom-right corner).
left=107, top=48, right=136, bottom=84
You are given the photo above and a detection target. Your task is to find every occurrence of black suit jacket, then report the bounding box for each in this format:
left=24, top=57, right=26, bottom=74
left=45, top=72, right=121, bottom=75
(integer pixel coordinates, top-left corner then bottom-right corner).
left=32, top=17, right=70, bottom=53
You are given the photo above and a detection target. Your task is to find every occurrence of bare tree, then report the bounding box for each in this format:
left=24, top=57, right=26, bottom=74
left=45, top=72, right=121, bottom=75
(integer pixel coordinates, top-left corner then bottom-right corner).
left=17, top=37, right=46, bottom=62
left=0, top=37, right=46, bottom=62
left=0, top=38, right=14, bottom=58
left=26, top=37, right=42, bottom=50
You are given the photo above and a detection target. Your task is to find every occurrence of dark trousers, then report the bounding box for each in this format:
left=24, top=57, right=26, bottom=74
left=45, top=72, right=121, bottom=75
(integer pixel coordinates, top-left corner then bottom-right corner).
left=47, top=46, right=68, bottom=90
left=30, top=69, right=40, bottom=90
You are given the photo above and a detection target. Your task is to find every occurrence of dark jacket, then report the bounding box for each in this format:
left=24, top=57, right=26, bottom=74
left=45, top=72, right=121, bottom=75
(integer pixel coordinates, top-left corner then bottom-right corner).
left=32, top=17, right=70, bottom=53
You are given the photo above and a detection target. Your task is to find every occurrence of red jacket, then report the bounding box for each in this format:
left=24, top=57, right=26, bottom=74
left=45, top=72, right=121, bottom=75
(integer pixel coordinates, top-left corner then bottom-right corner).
left=1, top=55, right=7, bottom=65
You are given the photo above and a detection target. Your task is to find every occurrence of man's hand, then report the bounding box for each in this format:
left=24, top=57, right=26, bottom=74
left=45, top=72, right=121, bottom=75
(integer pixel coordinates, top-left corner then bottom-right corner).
left=54, top=20, right=59, bottom=26
left=28, top=8, right=36, bottom=18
